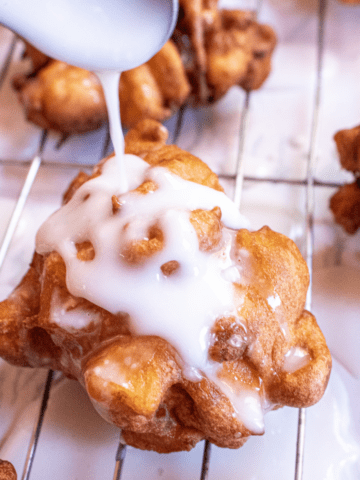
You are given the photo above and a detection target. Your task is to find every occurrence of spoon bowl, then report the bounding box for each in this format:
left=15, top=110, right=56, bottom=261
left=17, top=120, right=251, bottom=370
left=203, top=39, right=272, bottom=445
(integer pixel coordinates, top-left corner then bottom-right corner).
left=0, top=0, right=178, bottom=71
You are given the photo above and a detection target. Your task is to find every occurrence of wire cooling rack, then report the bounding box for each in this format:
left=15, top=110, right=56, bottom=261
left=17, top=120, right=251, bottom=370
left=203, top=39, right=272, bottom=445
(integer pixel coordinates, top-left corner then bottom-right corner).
left=0, top=0, right=359, bottom=479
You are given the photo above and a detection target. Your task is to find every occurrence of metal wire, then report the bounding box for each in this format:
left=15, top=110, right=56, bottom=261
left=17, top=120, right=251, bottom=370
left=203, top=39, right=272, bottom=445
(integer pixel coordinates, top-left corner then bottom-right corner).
left=21, top=370, right=54, bottom=480
left=294, top=1, right=327, bottom=479
left=233, top=92, right=251, bottom=209
left=0, top=130, right=47, bottom=270
left=0, top=159, right=345, bottom=189
left=0, top=33, right=17, bottom=90
left=0, top=158, right=95, bottom=169
left=200, top=440, right=212, bottom=480
left=304, top=0, right=327, bottom=310
left=221, top=175, right=343, bottom=189
left=172, top=104, right=186, bottom=144
left=112, top=440, right=127, bottom=480
left=233, top=0, right=263, bottom=209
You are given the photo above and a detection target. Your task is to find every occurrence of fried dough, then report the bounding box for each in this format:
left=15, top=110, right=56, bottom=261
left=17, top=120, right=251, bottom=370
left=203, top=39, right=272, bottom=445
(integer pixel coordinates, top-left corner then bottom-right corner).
left=334, top=125, right=360, bottom=174
left=330, top=181, right=360, bottom=235
left=330, top=125, right=360, bottom=234
left=0, top=461, right=16, bottom=480
left=13, top=4, right=276, bottom=134
left=0, top=120, right=331, bottom=453
left=174, top=3, right=276, bottom=102
left=13, top=40, right=190, bottom=134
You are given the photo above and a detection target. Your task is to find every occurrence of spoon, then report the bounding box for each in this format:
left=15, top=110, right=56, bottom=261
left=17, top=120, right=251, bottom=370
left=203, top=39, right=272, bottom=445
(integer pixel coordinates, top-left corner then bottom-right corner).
left=0, top=0, right=178, bottom=71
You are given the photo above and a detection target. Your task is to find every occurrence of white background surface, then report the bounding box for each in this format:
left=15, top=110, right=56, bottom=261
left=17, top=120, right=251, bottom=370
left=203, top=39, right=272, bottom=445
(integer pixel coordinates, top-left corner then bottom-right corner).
left=0, top=0, right=360, bottom=478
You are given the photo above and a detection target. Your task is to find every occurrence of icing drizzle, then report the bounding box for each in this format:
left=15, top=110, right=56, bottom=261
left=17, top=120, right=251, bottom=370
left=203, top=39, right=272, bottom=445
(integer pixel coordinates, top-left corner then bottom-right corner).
left=35, top=154, right=270, bottom=432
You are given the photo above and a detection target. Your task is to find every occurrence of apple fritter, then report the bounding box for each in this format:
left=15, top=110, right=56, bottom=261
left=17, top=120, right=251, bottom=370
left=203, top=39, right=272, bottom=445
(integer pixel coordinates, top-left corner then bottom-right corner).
left=0, top=120, right=331, bottom=453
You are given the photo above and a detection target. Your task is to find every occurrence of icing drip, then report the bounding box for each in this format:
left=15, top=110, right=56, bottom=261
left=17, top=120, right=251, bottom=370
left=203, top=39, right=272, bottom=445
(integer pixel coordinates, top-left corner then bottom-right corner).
left=36, top=156, right=248, bottom=369
left=267, top=293, right=281, bottom=311
left=96, top=71, right=128, bottom=193
left=282, top=347, right=310, bottom=374
left=50, top=290, right=99, bottom=332
left=205, top=362, right=265, bottom=434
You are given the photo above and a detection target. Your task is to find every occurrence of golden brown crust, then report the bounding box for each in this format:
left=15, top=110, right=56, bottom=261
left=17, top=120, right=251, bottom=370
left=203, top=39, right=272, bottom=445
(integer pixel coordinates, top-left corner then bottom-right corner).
left=121, top=426, right=204, bottom=453
left=13, top=61, right=107, bottom=133
left=190, top=206, right=222, bottom=252
left=124, top=118, right=169, bottom=158
left=144, top=144, right=224, bottom=191
left=0, top=255, right=42, bottom=367
left=13, top=40, right=190, bottom=134
left=0, top=120, right=331, bottom=453
left=146, top=40, right=191, bottom=108
left=0, top=460, right=17, bottom=480
left=267, top=310, right=332, bottom=407
left=176, top=0, right=220, bottom=75
left=21, top=40, right=49, bottom=71
left=227, top=227, right=331, bottom=408
left=173, top=4, right=277, bottom=103
left=119, top=63, right=171, bottom=127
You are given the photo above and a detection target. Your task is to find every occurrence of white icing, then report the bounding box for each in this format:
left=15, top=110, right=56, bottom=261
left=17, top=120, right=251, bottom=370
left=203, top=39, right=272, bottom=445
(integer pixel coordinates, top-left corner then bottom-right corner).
left=209, top=369, right=264, bottom=434
left=182, top=365, right=203, bottom=382
left=229, top=334, right=245, bottom=348
left=279, top=322, right=290, bottom=341
left=282, top=347, right=310, bottom=374
left=34, top=153, right=273, bottom=430
left=93, top=363, right=129, bottom=390
left=221, top=265, right=241, bottom=284
left=36, top=156, right=248, bottom=372
left=50, top=290, right=98, bottom=332
left=267, top=293, right=281, bottom=311
left=96, top=71, right=128, bottom=193
left=230, top=246, right=252, bottom=287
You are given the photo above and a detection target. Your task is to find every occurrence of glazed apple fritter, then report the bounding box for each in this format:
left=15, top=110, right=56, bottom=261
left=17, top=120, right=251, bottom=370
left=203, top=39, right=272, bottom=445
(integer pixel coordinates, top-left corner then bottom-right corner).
left=0, top=119, right=331, bottom=453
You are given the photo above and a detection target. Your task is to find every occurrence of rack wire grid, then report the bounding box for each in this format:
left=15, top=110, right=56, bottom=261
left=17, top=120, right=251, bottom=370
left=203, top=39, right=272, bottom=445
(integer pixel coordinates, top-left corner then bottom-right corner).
left=0, top=0, right=360, bottom=479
